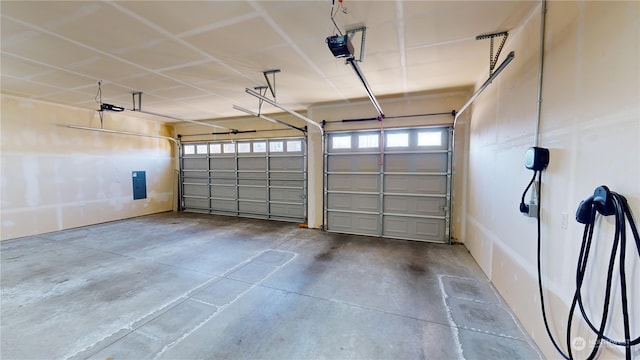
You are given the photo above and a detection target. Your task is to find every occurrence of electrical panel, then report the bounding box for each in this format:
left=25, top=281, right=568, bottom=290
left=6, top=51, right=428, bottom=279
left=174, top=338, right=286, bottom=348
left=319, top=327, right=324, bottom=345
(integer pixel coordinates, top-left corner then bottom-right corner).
left=132, top=171, right=147, bottom=200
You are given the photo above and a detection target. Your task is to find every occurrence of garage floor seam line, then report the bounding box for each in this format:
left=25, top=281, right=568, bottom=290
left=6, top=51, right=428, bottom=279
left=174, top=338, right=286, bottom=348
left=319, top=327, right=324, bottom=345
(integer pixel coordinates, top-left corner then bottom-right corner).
left=439, top=275, right=541, bottom=347
left=31, top=235, right=152, bottom=262
left=63, top=249, right=284, bottom=360
left=31, top=234, right=274, bottom=279
left=152, top=250, right=299, bottom=359
left=250, top=282, right=455, bottom=329
left=438, top=275, right=465, bottom=360
left=38, top=235, right=227, bottom=278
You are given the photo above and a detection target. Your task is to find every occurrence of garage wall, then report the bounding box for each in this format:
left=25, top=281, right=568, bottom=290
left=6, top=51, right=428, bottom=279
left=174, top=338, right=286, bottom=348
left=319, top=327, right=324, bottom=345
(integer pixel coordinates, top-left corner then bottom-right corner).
left=0, top=95, right=175, bottom=240
left=464, top=2, right=639, bottom=358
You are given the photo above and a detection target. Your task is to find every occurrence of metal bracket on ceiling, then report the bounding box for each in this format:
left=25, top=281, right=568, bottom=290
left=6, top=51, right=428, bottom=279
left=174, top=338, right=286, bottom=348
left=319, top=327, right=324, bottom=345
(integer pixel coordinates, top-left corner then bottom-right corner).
left=254, top=85, right=269, bottom=115
left=262, top=69, right=280, bottom=101
left=132, top=91, right=142, bottom=111
left=476, top=31, right=509, bottom=75
left=346, top=26, right=366, bottom=63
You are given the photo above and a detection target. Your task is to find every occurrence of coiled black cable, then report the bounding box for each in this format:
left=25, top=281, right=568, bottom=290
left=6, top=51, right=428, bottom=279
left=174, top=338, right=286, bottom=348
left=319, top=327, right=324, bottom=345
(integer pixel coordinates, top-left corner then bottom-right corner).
left=536, top=170, right=570, bottom=359
left=537, top=182, right=640, bottom=359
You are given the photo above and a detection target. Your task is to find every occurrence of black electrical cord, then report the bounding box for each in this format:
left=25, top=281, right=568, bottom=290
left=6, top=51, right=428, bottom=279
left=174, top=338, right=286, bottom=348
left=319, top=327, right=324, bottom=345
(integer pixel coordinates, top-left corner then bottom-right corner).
left=330, top=0, right=343, bottom=36
left=537, top=180, right=640, bottom=360
left=536, top=170, right=570, bottom=359
left=521, top=171, right=537, bottom=208
left=569, top=191, right=640, bottom=359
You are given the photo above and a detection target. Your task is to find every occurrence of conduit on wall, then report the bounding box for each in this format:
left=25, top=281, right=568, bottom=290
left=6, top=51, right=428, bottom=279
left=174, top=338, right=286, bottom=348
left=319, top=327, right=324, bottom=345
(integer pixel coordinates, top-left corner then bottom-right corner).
left=533, top=0, right=547, bottom=146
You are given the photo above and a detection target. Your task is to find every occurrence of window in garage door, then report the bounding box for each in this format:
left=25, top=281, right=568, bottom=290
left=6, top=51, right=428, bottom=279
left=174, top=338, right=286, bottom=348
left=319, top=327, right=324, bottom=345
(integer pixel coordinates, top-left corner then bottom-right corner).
left=180, top=137, right=306, bottom=223
left=324, top=126, right=452, bottom=243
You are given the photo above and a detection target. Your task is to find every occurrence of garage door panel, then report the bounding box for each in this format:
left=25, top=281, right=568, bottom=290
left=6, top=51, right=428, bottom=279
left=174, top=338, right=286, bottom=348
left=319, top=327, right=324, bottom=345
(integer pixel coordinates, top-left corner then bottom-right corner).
left=384, top=195, right=446, bottom=216
left=183, top=197, right=209, bottom=210
left=238, top=172, right=267, bottom=180
left=183, top=177, right=208, bottom=185
left=327, top=212, right=379, bottom=236
left=328, top=154, right=379, bottom=172
left=270, top=188, right=303, bottom=202
left=270, top=157, right=303, bottom=171
left=182, top=137, right=306, bottom=223
left=327, top=174, right=379, bottom=192
left=415, top=219, right=446, bottom=239
left=384, top=175, right=446, bottom=194
left=239, top=187, right=267, bottom=201
left=183, top=158, right=208, bottom=170
left=210, top=177, right=235, bottom=186
left=384, top=153, right=448, bottom=172
left=211, top=199, right=236, bottom=211
left=270, top=173, right=304, bottom=182
left=210, top=185, right=234, bottom=199
left=183, top=184, right=209, bottom=197
left=238, top=158, right=266, bottom=170
left=238, top=179, right=267, bottom=186
left=325, top=127, right=450, bottom=243
left=210, top=158, right=235, bottom=170
left=239, top=201, right=267, bottom=215
left=383, top=216, right=446, bottom=241
left=327, top=193, right=379, bottom=212
left=270, top=180, right=304, bottom=189
left=270, top=203, right=304, bottom=219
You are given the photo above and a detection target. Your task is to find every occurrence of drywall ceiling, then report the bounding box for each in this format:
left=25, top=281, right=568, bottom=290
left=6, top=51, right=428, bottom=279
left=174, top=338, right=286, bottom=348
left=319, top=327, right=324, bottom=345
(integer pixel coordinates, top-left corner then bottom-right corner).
left=1, top=1, right=537, bottom=122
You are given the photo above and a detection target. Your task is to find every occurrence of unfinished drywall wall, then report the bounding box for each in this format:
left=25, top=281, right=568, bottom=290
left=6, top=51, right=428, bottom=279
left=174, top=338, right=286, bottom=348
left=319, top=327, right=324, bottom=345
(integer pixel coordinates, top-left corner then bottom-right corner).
left=0, top=95, right=175, bottom=240
left=465, top=1, right=639, bottom=358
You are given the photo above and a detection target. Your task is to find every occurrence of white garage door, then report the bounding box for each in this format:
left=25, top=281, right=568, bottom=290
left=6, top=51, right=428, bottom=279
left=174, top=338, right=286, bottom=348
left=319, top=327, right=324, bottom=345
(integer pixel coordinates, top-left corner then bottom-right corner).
left=180, top=138, right=306, bottom=223
left=324, top=127, right=451, bottom=243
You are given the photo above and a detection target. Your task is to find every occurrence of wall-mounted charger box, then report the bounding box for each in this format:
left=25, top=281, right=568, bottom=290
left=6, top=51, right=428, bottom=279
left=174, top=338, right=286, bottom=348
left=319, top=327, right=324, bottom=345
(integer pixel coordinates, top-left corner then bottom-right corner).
left=525, top=147, right=549, bottom=171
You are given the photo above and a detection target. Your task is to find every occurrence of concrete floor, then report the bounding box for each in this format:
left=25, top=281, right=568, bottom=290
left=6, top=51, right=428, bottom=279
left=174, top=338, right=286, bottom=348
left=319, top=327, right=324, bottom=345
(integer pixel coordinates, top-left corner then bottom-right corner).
left=1, top=212, right=541, bottom=360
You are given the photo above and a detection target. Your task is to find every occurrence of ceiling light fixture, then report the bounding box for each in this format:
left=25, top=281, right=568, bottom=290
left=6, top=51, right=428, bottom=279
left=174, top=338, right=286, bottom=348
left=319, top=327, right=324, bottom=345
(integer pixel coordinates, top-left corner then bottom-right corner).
left=100, top=103, right=124, bottom=112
